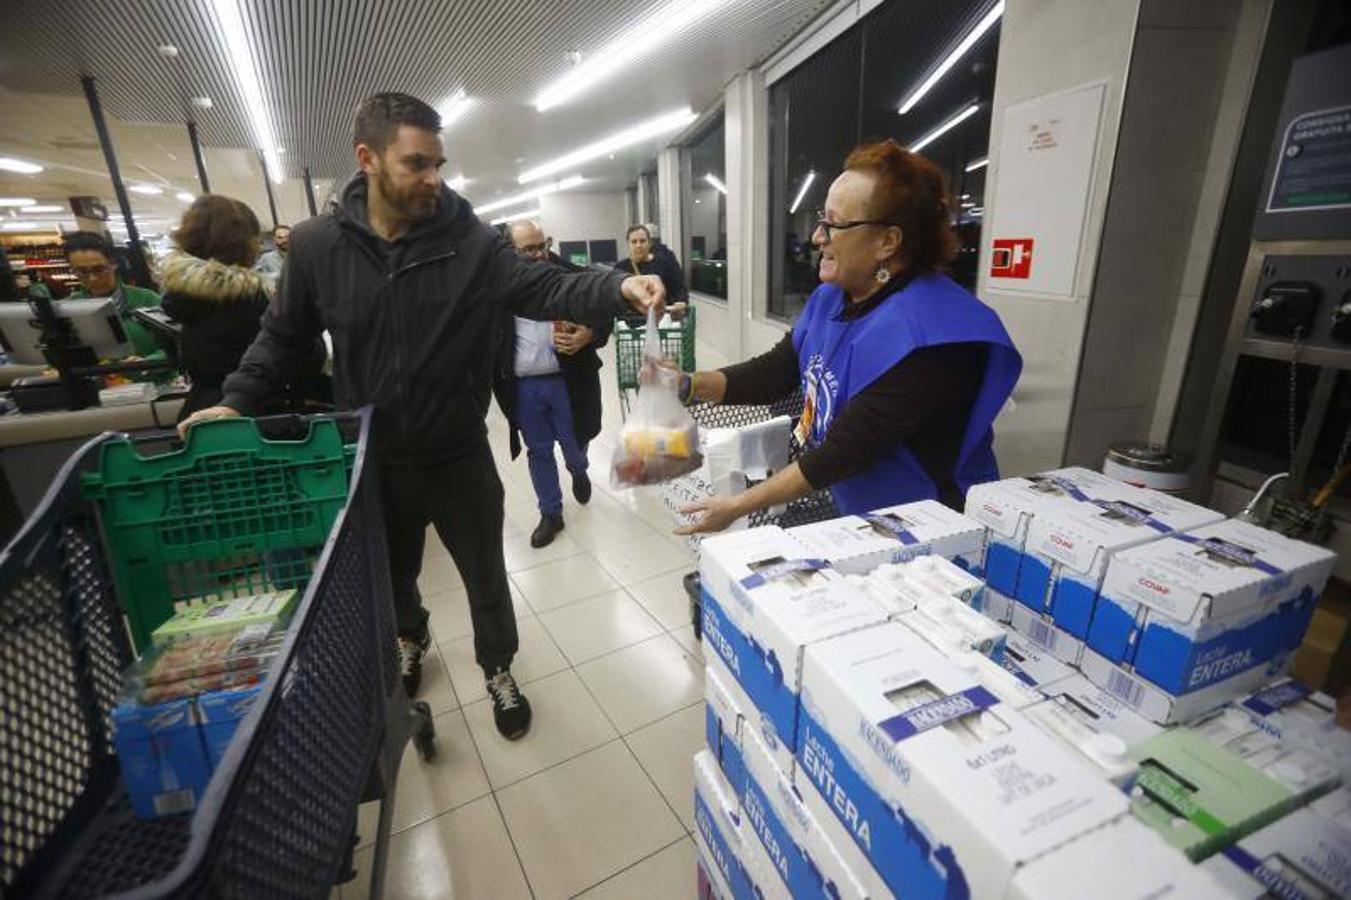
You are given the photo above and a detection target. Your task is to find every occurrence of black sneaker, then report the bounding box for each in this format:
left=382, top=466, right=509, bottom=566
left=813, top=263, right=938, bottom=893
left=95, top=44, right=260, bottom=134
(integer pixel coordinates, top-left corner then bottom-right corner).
left=572, top=471, right=592, bottom=505
left=530, top=514, right=564, bottom=548
left=486, top=668, right=532, bottom=740
left=398, top=629, right=431, bottom=698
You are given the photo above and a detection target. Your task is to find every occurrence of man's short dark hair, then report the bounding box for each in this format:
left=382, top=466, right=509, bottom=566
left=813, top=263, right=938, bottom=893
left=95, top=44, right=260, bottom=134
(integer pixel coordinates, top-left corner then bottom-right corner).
left=626, top=224, right=650, bottom=240
left=273, top=224, right=290, bottom=235
left=353, top=92, right=441, bottom=153
left=64, top=231, right=116, bottom=260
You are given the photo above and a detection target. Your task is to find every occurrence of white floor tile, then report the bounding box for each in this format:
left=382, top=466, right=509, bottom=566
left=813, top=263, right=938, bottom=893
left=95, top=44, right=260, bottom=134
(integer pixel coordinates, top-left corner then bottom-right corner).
left=577, top=634, right=703, bottom=734
left=576, top=837, right=697, bottom=899
left=440, top=616, right=568, bottom=706
left=669, top=624, right=703, bottom=659
left=625, top=703, right=706, bottom=832
left=537, top=590, right=663, bottom=665
left=462, top=669, right=618, bottom=789
left=355, top=709, right=489, bottom=846
left=425, top=582, right=530, bottom=645
left=346, top=795, right=531, bottom=900
left=418, top=644, right=459, bottom=716
left=591, top=533, right=691, bottom=586
left=627, top=570, right=695, bottom=630
left=509, top=553, right=619, bottom=613
left=496, top=741, right=685, bottom=900
left=502, top=529, right=584, bottom=573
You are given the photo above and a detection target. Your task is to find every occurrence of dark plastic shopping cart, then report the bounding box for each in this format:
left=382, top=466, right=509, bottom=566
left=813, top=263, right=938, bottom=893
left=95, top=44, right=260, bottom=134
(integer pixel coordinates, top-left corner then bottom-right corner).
left=614, top=306, right=697, bottom=419
left=681, top=390, right=840, bottom=636
left=0, top=408, right=433, bottom=899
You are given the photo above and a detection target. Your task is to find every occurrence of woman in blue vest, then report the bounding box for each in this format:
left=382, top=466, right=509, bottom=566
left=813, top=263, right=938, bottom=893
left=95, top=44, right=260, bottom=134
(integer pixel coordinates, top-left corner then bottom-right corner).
left=675, top=139, right=1021, bottom=534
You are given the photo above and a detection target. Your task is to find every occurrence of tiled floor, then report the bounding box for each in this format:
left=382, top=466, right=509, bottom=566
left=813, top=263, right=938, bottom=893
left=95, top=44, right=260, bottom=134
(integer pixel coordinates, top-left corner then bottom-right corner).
left=338, top=339, right=722, bottom=899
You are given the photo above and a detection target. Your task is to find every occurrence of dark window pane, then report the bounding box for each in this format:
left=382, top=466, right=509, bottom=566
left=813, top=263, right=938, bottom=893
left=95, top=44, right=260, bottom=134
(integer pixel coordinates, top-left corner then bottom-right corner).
left=683, top=117, right=728, bottom=299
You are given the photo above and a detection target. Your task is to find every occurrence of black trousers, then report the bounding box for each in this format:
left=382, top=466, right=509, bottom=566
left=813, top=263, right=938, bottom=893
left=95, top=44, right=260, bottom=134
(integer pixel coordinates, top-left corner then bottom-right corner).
left=379, top=441, right=518, bottom=676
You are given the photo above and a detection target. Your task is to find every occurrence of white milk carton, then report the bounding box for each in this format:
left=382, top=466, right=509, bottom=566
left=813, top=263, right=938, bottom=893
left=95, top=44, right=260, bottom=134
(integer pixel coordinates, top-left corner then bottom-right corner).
left=904, top=554, right=987, bottom=610
left=1020, top=483, right=1222, bottom=640
left=1234, top=679, right=1351, bottom=782
left=1313, top=785, right=1351, bottom=827
left=1008, top=595, right=1086, bottom=665
left=1007, top=816, right=1232, bottom=900
left=1088, top=519, right=1335, bottom=698
left=699, top=526, right=886, bottom=773
left=739, top=726, right=869, bottom=899
left=1187, top=705, right=1342, bottom=806
left=705, top=663, right=747, bottom=792
left=694, top=750, right=753, bottom=900
left=1023, top=674, right=1162, bottom=786
left=997, top=631, right=1076, bottom=691
left=1202, top=802, right=1351, bottom=899
left=787, top=500, right=986, bottom=577
left=942, top=646, right=1045, bottom=710
left=863, top=562, right=1006, bottom=661
left=796, top=623, right=1128, bottom=900
left=1080, top=645, right=1290, bottom=725
left=963, top=468, right=1121, bottom=599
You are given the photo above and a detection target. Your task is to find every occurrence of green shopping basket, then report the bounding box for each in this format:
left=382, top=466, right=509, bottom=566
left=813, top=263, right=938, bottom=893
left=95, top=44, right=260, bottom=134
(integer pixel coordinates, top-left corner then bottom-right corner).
left=614, top=306, right=697, bottom=418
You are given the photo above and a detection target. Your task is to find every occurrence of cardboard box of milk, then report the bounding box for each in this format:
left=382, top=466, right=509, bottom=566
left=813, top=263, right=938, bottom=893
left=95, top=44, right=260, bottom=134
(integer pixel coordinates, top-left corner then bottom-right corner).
left=698, top=526, right=886, bottom=773
left=1024, top=674, right=1162, bottom=786
left=796, top=622, right=1128, bottom=900
left=787, top=500, right=986, bottom=577
left=963, top=468, right=1121, bottom=598
left=1008, top=815, right=1232, bottom=900
left=997, top=630, right=1076, bottom=691
left=739, top=726, right=867, bottom=900
left=1233, top=678, right=1351, bottom=781
left=1007, top=595, right=1086, bottom=665
left=1186, top=705, right=1341, bottom=807
left=1019, top=484, right=1222, bottom=639
left=1202, top=800, right=1351, bottom=899
left=705, top=663, right=748, bottom=793
left=694, top=750, right=754, bottom=900
left=1088, top=519, right=1335, bottom=696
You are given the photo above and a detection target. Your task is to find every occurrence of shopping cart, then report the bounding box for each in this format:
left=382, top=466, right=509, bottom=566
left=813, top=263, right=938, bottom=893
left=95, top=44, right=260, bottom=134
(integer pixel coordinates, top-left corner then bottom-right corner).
left=0, top=408, right=434, bottom=899
left=614, top=306, right=697, bottom=419
left=680, top=390, right=840, bottom=637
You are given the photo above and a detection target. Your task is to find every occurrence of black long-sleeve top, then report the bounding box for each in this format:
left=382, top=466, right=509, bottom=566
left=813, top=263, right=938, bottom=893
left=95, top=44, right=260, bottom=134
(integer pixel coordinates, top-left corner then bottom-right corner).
left=720, top=281, right=986, bottom=510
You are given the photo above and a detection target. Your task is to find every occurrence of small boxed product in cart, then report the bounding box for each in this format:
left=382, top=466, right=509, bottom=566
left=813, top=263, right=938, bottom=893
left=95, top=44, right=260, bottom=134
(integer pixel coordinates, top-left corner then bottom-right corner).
left=111, top=697, right=213, bottom=819
left=151, top=589, right=298, bottom=645
left=197, top=683, right=266, bottom=768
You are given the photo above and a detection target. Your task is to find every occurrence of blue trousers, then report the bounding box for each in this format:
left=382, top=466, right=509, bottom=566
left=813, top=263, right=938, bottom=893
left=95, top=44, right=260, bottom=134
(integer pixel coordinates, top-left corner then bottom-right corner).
left=517, top=374, right=589, bottom=516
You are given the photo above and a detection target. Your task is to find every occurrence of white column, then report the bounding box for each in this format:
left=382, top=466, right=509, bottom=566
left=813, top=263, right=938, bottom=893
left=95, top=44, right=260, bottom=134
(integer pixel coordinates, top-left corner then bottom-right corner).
left=657, top=148, right=683, bottom=260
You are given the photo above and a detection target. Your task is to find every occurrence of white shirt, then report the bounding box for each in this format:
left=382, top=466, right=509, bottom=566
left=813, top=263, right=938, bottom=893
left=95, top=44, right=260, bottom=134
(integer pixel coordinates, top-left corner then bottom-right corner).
left=513, top=317, right=561, bottom=377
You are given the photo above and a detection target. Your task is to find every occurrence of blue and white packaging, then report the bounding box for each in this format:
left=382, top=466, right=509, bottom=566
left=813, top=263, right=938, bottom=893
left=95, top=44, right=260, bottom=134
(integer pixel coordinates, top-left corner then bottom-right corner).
left=787, top=500, right=986, bottom=578
left=1019, top=483, right=1222, bottom=639
left=196, top=684, right=264, bottom=768
left=942, top=645, right=1045, bottom=710
left=796, top=623, right=1127, bottom=900
left=699, top=526, right=886, bottom=773
left=1187, top=705, right=1342, bottom=806
left=1088, top=519, right=1334, bottom=697
left=1024, top=674, right=1162, bottom=786
left=963, top=468, right=1119, bottom=598
left=981, top=587, right=1017, bottom=624
left=1008, top=816, right=1232, bottom=900
left=901, top=554, right=987, bottom=610
left=794, top=766, right=895, bottom=900
left=111, top=698, right=213, bottom=819
left=1079, top=645, right=1290, bottom=725
left=997, top=631, right=1076, bottom=691
left=1008, top=596, right=1085, bottom=665
left=1202, top=801, right=1351, bottom=899
left=705, top=662, right=747, bottom=792
left=694, top=750, right=753, bottom=900
left=856, top=562, right=1006, bottom=661
left=1235, top=679, right=1351, bottom=782
left=739, top=726, right=868, bottom=899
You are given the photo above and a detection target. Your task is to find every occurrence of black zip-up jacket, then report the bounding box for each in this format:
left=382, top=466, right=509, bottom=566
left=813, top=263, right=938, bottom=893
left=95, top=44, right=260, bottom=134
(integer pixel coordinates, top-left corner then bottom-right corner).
left=222, top=175, right=630, bottom=465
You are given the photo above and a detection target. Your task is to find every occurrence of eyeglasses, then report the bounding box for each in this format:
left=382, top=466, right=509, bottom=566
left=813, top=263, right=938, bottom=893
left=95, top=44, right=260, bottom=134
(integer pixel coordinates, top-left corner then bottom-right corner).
left=515, top=241, right=550, bottom=257
left=71, top=264, right=114, bottom=277
left=812, top=212, right=902, bottom=242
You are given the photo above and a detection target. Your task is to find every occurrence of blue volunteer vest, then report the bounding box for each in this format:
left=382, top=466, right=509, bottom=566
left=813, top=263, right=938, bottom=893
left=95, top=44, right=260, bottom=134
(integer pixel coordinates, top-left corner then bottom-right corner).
left=791, top=274, right=1021, bottom=514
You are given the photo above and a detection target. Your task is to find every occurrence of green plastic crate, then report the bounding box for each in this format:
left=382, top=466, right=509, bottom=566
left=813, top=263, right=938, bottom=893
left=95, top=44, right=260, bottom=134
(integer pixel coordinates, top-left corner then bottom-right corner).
left=81, top=417, right=352, bottom=651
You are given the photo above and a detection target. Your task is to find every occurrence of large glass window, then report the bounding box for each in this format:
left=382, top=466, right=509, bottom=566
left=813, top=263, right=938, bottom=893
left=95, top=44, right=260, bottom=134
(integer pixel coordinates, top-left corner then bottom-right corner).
left=682, top=117, right=728, bottom=299
left=767, top=0, right=1000, bottom=320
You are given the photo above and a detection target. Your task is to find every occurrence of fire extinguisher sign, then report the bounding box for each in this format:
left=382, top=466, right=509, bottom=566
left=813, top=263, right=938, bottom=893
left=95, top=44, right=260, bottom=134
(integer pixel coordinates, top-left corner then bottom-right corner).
left=990, top=238, right=1034, bottom=279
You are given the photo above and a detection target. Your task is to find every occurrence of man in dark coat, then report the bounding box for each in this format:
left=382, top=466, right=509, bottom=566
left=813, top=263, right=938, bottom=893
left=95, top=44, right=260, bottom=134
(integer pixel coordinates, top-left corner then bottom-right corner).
left=493, top=220, right=612, bottom=548
left=179, top=93, right=664, bottom=742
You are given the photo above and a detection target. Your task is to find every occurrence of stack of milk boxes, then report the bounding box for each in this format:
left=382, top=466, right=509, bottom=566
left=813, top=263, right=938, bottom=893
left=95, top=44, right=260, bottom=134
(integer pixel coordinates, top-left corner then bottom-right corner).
left=691, top=473, right=1348, bottom=899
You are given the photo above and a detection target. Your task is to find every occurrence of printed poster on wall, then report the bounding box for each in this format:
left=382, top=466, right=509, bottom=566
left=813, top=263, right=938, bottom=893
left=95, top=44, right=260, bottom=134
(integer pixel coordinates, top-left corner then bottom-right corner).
left=986, top=80, right=1106, bottom=299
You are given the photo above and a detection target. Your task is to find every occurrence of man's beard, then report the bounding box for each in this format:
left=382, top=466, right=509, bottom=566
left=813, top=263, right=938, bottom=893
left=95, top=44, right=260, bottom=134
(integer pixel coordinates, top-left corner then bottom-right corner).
left=377, top=168, right=438, bottom=222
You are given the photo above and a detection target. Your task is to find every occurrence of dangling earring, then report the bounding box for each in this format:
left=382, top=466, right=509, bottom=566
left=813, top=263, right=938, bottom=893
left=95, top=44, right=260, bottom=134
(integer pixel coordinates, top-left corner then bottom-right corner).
left=875, top=265, right=892, bottom=284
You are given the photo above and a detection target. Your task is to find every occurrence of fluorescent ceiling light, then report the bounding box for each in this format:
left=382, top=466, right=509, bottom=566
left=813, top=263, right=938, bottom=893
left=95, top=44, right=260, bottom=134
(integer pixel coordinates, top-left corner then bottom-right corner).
left=910, top=104, right=981, bottom=153
left=965, top=156, right=989, bottom=172
left=490, top=207, right=541, bottom=226
left=704, top=173, right=727, bottom=195
left=789, top=171, right=816, bottom=215
left=20, top=205, right=62, bottom=213
left=213, top=0, right=283, bottom=184
left=518, top=108, right=696, bottom=184
left=439, top=91, right=475, bottom=130
left=2, top=221, right=51, bottom=230
left=129, top=184, right=163, bottom=195
left=176, top=191, right=195, bottom=202
left=0, top=197, right=36, bottom=207
left=476, top=175, right=586, bottom=216
left=533, top=0, right=732, bottom=111
left=898, top=1, right=1004, bottom=115
left=0, top=157, right=43, bottom=174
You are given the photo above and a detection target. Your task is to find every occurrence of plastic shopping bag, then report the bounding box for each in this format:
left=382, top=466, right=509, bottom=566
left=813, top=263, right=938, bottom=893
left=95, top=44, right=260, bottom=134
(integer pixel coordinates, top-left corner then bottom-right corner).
left=611, top=307, right=702, bottom=486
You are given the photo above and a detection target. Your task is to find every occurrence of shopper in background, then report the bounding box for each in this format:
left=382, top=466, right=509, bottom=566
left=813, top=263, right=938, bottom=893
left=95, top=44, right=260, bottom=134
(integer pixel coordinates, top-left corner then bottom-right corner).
left=615, top=224, right=687, bottom=325
left=13, top=267, right=53, bottom=301
left=178, top=92, right=665, bottom=741
left=65, top=231, right=165, bottom=362
left=160, top=197, right=324, bottom=421
left=675, top=139, right=1021, bottom=534
left=493, top=219, right=611, bottom=549
left=254, top=224, right=290, bottom=282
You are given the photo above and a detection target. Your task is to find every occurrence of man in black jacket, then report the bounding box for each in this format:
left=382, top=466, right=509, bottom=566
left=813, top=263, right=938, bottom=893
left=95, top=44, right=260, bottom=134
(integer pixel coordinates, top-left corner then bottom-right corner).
left=179, top=93, right=664, bottom=742
left=493, top=220, right=612, bottom=548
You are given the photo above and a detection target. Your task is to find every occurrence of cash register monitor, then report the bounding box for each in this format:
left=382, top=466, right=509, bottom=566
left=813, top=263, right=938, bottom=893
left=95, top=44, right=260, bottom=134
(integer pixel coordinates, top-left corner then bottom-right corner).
left=0, top=298, right=132, bottom=365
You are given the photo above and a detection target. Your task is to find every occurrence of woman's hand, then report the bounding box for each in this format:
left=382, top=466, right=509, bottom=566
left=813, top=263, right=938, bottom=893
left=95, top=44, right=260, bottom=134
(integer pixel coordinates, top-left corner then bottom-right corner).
left=553, top=323, right=594, bottom=355
left=675, top=495, right=746, bottom=535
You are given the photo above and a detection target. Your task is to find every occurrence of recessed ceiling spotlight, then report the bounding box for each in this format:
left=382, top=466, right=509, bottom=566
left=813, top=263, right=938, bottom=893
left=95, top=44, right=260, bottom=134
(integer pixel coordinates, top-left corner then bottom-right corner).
left=157, top=44, right=179, bottom=58
left=191, top=96, right=213, bottom=110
